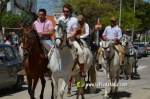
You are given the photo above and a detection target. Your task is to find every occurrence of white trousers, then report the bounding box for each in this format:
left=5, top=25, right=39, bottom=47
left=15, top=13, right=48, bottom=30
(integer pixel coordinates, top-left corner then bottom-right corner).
left=72, top=40, right=84, bottom=64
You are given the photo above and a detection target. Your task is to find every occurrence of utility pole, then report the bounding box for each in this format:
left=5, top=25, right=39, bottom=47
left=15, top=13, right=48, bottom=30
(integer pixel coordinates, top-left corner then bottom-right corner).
left=119, top=0, right=122, bottom=27
left=132, top=0, right=136, bottom=41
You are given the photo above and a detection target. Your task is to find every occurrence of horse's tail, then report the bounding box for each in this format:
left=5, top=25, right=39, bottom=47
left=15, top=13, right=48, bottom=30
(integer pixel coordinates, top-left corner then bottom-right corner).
left=89, top=64, right=97, bottom=93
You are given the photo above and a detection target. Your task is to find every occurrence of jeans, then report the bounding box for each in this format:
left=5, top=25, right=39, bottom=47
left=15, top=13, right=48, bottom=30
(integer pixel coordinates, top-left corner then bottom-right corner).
left=44, top=40, right=54, bottom=47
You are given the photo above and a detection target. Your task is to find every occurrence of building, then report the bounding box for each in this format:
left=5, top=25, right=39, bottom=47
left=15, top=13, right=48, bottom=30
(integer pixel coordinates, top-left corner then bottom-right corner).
left=7, top=0, right=37, bottom=15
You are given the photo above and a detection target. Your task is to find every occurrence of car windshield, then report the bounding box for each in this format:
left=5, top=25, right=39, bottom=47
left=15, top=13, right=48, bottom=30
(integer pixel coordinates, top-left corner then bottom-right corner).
left=134, top=44, right=145, bottom=47
left=147, top=44, right=150, bottom=47
left=134, top=46, right=139, bottom=50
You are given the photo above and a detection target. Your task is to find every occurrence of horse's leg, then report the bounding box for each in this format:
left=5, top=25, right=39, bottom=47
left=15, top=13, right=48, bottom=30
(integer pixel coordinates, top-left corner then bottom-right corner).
left=67, top=76, right=73, bottom=97
left=53, top=76, right=59, bottom=99
left=31, top=77, right=39, bottom=99
left=103, top=68, right=109, bottom=99
left=86, top=70, right=90, bottom=90
left=60, top=76, right=70, bottom=99
left=39, top=75, right=46, bottom=99
left=111, top=74, right=116, bottom=94
left=26, top=75, right=35, bottom=99
left=51, top=80, right=54, bottom=99
left=115, top=69, right=120, bottom=94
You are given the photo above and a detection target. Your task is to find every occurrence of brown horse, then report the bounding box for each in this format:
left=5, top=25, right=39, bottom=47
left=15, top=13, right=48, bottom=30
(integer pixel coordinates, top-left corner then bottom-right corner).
left=21, top=27, right=54, bottom=99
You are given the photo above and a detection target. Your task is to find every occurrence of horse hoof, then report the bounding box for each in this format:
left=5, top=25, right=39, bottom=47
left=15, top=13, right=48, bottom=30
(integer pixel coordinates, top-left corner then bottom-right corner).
left=67, top=92, right=71, bottom=97
left=103, top=96, right=109, bottom=99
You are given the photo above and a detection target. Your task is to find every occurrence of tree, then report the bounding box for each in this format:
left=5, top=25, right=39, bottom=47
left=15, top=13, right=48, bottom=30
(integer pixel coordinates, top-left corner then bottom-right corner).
left=20, top=1, right=33, bottom=28
left=14, top=0, right=38, bottom=22
left=1, top=11, right=21, bottom=28
left=0, top=0, right=10, bottom=43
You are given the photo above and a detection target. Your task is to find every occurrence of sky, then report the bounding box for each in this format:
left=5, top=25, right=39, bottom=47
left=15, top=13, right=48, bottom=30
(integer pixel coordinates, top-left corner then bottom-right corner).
left=37, top=0, right=62, bottom=15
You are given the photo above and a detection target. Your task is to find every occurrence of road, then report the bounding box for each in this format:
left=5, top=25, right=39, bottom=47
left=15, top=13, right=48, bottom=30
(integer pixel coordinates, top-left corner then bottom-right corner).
left=0, top=56, right=150, bottom=99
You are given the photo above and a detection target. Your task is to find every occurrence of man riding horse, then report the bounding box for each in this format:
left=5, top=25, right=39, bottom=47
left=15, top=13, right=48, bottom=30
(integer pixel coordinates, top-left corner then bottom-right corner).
left=18, top=9, right=54, bottom=80
left=57, top=4, right=87, bottom=77
left=97, top=16, right=125, bottom=68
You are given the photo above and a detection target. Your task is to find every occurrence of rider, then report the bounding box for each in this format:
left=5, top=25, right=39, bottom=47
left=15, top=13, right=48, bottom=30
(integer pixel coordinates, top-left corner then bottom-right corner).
left=97, top=16, right=125, bottom=69
left=122, top=28, right=132, bottom=42
left=18, top=9, right=54, bottom=79
left=76, top=15, right=89, bottom=48
left=57, top=4, right=86, bottom=77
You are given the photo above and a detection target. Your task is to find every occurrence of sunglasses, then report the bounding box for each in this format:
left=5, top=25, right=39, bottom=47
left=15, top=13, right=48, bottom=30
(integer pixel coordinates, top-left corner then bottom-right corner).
left=63, top=10, right=69, bottom=13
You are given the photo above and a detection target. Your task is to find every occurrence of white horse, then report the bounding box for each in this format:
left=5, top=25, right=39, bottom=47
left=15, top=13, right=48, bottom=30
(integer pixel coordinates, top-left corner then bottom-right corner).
left=120, top=36, right=137, bottom=79
left=98, top=39, right=121, bottom=99
left=48, top=20, right=95, bottom=99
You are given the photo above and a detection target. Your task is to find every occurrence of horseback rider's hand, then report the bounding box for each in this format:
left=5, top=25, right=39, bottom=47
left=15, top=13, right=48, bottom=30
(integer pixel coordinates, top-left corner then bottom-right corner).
left=38, top=32, right=42, bottom=37
left=102, top=35, right=107, bottom=41
left=113, top=38, right=118, bottom=42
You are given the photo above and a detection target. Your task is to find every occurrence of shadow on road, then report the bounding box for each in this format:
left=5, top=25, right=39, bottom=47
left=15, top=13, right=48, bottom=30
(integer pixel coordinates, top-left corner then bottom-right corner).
left=71, top=87, right=102, bottom=96
left=109, top=91, right=132, bottom=99
left=0, top=86, right=28, bottom=98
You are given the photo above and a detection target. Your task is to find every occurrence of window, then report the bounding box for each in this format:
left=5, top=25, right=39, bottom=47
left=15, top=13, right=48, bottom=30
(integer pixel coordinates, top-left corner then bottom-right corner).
left=4, top=47, right=15, bottom=61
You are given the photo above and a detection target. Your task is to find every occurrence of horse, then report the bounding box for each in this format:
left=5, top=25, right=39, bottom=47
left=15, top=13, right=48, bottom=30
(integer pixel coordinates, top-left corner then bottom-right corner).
left=48, top=20, right=96, bottom=99
left=98, top=39, right=121, bottom=99
left=21, top=27, right=52, bottom=99
left=120, top=36, right=137, bottom=79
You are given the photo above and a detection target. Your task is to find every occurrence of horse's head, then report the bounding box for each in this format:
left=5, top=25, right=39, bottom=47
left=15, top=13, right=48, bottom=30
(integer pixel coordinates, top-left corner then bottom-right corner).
left=21, top=28, right=37, bottom=55
left=102, top=39, right=115, bottom=60
left=54, top=20, right=67, bottom=48
left=121, top=36, right=129, bottom=48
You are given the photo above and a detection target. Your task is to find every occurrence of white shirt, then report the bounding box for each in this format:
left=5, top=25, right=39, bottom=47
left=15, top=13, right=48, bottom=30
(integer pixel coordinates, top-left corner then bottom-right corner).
left=80, top=23, right=89, bottom=39
left=5, top=41, right=11, bottom=45
left=57, top=16, right=78, bottom=37
left=103, top=25, right=122, bottom=40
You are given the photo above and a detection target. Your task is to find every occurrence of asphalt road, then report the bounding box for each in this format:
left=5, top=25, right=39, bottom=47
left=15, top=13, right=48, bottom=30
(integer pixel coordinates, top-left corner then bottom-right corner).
left=0, top=55, right=150, bottom=99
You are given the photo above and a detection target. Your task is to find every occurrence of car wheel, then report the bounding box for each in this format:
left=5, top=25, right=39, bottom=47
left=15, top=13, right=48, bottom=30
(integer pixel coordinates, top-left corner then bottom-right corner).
left=12, top=75, right=24, bottom=91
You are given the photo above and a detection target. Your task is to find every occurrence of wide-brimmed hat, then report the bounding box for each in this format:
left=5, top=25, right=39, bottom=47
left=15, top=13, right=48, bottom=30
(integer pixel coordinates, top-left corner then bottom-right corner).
left=110, top=17, right=117, bottom=21
left=77, top=15, right=84, bottom=21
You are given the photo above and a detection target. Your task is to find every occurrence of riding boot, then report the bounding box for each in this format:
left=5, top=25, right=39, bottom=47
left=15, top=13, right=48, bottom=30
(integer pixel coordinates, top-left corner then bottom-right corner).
left=17, top=68, right=26, bottom=75
left=79, top=63, right=86, bottom=77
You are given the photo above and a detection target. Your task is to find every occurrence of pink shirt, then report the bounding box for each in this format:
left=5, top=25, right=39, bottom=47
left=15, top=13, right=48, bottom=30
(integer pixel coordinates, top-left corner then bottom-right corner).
left=33, top=19, right=53, bottom=39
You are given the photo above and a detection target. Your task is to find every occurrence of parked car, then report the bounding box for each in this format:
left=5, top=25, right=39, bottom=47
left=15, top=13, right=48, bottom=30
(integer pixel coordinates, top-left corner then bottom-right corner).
left=147, top=44, right=150, bottom=54
left=0, top=44, right=24, bottom=91
left=133, top=45, right=142, bottom=58
left=133, top=42, right=148, bottom=57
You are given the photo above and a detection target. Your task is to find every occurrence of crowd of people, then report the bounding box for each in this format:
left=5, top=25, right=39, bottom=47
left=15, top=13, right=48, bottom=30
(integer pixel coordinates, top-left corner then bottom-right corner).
left=4, top=32, right=19, bottom=47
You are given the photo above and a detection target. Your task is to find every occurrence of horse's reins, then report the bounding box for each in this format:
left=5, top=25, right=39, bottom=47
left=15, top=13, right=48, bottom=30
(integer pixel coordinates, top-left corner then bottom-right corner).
left=22, top=34, right=33, bottom=54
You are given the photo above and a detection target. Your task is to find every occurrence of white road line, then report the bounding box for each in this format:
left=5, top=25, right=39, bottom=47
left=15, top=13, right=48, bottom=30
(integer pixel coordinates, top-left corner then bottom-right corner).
left=137, top=65, right=147, bottom=70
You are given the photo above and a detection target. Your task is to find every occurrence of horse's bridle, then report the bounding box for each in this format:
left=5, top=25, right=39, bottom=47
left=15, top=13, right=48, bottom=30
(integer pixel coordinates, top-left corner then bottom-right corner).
left=23, top=34, right=33, bottom=55
left=102, top=44, right=115, bottom=60
left=55, top=24, right=67, bottom=49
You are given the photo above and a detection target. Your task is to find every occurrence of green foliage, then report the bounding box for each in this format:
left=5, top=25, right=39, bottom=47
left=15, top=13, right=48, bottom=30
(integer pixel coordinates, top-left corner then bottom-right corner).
left=20, top=1, right=33, bottom=28
left=1, top=11, right=21, bottom=28
left=63, top=0, right=149, bottom=33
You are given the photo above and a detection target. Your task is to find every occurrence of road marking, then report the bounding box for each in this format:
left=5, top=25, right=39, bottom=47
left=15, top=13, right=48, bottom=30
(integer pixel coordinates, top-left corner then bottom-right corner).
left=137, top=65, right=147, bottom=70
